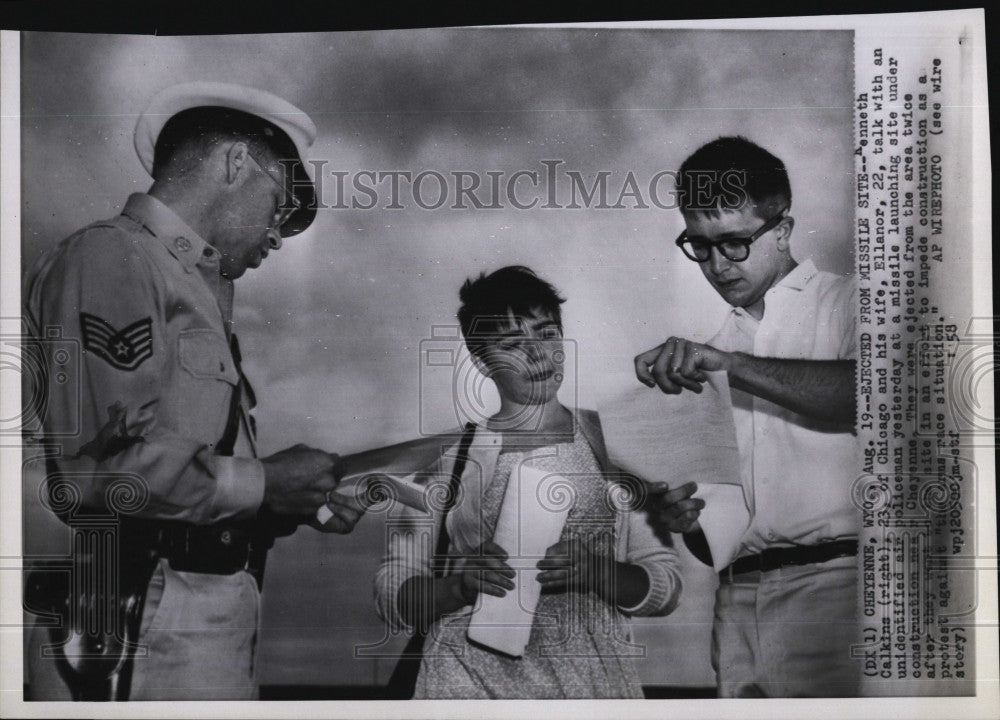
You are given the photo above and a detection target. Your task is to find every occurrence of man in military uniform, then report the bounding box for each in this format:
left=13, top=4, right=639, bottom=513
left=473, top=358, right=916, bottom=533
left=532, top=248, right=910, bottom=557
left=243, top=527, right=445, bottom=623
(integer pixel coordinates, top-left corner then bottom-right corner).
left=24, top=82, right=365, bottom=700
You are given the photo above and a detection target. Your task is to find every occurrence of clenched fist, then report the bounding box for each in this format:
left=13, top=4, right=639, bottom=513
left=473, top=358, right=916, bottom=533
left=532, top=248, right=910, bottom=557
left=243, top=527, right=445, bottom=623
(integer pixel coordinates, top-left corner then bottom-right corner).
left=634, top=336, right=733, bottom=394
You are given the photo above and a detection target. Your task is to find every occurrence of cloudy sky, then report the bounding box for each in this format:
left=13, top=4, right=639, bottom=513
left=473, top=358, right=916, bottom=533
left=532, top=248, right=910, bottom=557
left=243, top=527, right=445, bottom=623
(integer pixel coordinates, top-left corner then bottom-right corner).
left=20, top=27, right=853, bottom=688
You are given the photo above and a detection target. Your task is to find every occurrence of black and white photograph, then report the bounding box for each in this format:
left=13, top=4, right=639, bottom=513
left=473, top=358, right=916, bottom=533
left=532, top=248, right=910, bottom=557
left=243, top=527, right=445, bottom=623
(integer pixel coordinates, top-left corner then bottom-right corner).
left=0, top=8, right=993, bottom=719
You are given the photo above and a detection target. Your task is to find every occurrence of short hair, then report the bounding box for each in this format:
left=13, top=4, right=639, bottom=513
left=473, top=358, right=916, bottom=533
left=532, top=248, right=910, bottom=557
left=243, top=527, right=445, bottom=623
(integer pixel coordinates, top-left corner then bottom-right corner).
left=152, top=106, right=298, bottom=180
left=457, top=266, right=566, bottom=358
left=676, top=136, right=791, bottom=219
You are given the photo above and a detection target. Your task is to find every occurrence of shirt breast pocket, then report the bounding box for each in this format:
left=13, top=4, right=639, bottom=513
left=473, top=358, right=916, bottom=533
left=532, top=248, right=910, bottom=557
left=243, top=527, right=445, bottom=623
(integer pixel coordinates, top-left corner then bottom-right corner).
left=175, top=329, right=239, bottom=443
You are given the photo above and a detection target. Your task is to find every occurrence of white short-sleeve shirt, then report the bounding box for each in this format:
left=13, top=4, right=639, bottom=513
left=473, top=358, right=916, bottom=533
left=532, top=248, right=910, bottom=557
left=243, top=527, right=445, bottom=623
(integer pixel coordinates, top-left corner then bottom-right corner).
left=710, top=259, right=860, bottom=557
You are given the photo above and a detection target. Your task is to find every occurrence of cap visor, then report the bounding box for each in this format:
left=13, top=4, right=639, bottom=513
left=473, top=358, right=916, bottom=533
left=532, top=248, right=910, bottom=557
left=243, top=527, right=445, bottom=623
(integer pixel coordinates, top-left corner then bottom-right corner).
left=279, top=160, right=317, bottom=237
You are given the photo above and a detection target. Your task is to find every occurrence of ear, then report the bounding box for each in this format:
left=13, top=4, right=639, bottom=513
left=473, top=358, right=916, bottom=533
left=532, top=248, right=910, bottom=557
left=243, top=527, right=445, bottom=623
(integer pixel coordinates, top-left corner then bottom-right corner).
left=775, top=216, right=795, bottom=252
left=469, top=350, right=492, bottom=378
left=224, top=141, right=251, bottom=185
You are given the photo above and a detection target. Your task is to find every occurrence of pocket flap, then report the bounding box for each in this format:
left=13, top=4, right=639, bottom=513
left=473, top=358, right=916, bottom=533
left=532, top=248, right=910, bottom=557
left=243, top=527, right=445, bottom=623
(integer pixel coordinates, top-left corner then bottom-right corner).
left=179, top=329, right=239, bottom=385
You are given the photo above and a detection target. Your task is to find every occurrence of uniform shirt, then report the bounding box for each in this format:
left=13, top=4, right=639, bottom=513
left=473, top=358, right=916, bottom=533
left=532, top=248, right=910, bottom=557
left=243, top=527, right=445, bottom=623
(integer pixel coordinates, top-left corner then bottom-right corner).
left=24, top=193, right=264, bottom=524
left=710, top=259, right=858, bottom=557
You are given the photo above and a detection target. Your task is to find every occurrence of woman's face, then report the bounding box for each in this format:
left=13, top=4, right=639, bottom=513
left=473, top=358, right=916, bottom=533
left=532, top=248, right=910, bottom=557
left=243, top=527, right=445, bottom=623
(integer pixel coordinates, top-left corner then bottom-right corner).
left=477, top=308, right=565, bottom=407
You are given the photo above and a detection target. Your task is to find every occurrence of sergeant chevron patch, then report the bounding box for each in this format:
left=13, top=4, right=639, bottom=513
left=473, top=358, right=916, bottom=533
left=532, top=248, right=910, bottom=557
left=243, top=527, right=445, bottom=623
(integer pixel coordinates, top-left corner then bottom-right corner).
left=80, top=312, right=154, bottom=371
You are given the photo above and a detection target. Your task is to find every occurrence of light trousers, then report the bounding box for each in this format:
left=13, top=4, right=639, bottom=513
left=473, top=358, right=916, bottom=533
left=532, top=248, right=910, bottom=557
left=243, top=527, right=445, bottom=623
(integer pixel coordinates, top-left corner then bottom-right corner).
left=27, top=559, right=260, bottom=700
left=711, top=555, right=860, bottom=697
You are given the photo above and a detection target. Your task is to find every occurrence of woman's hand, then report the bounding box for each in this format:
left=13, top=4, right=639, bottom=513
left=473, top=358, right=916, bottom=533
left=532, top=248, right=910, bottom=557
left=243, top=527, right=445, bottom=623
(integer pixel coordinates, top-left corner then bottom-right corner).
left=536, top=537, right=613, bottom=596
left=397, top=540, right=514, bottom=630
left=537, top=536, right=650, bottom=609
left=450, top=540, right=516, bottom=605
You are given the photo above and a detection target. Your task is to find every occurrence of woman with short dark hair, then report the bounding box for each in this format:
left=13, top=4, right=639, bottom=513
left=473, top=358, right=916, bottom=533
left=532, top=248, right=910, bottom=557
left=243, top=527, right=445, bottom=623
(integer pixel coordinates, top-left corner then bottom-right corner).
left=375, top=266, right=682, bottom=699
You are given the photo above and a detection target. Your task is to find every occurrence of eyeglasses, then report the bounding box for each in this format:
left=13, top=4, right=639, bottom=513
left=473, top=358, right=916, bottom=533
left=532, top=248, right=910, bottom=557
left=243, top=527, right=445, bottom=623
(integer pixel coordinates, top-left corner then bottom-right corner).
left=248, top=152, right=302, bottom=231
left=675, top=206, right=789, bottom=263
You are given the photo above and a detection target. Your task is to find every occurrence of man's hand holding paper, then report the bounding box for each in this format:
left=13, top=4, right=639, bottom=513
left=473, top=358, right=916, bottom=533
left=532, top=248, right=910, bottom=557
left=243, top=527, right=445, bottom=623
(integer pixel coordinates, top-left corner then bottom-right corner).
left=598, top=371, right=751, bottom=571
left=313, top=485, right=368, bottom=533
left=644, top=481, right=706, bottom=537
left=311, top=429, right=469, bottom=527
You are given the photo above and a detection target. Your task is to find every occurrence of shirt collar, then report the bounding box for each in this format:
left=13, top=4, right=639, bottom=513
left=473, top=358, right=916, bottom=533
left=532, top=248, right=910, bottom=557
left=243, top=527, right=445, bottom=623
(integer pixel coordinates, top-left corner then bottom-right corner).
left=772, top=258, right=819, bottom=292
left=731, top=258, right=819, bottom=319
left=121, top=193, right=220, bottom=274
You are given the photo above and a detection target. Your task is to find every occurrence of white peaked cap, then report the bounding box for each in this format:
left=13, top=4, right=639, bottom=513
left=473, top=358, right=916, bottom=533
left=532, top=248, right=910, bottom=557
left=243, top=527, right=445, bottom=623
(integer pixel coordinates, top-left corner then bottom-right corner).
left=134, top=81, right=319, bottom=236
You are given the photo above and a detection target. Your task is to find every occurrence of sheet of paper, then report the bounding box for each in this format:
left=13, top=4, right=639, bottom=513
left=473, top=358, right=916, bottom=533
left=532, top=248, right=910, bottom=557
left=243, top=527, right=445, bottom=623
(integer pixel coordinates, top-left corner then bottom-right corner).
left=315, top=430, right=465, bottom=523
left=466, top=463, right=571, bottom=657
left=598, top=371, right=750, bottom=570
left=318, top=472, right=433, bottom=526
left=337, top=429, right=466, bottom=479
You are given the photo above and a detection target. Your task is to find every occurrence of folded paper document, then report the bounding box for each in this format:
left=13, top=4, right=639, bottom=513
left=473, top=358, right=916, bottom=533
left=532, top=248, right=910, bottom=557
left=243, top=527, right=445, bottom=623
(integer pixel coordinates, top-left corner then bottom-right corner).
left=598, top=371, right=750, bottom=570
left=466, top=463, right=571, bottom=657
left=315, top=430, right=465, bottom=525
left=318, top=472, right=433, bottom=524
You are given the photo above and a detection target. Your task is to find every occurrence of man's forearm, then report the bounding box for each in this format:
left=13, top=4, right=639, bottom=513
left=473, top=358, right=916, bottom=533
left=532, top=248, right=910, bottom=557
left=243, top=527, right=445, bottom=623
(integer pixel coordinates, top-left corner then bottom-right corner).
left=727, top=354, right=856, bottom=425
left=50, top=436, right=265, bottom=524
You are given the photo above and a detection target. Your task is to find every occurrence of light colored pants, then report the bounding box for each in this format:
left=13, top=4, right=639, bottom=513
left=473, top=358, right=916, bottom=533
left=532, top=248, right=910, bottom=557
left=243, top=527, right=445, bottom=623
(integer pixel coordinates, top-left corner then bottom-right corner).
left=711, top=555, right=860, bottom=697
left=27, top=559, right=260, bottom=700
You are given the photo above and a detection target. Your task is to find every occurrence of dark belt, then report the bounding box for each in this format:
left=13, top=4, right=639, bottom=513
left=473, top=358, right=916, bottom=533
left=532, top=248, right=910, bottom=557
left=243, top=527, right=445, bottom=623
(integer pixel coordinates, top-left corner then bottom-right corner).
left=123, top=520, right=253, bottom=576
left=719, top=539, right=858, bottom=583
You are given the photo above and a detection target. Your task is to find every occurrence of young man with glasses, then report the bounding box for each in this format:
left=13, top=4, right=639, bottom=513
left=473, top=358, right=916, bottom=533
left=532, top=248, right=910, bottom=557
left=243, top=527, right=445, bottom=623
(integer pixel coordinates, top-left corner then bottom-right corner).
left=24, top=82, right=365, bottom=700
left=634, top=136, right=859, bottom=697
